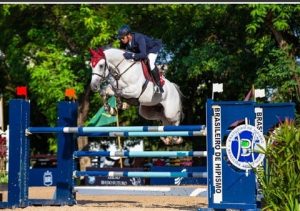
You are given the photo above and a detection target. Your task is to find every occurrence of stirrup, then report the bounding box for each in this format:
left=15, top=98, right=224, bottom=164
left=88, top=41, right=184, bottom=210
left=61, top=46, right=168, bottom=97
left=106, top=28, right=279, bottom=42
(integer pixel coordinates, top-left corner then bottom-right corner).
left=159, top=86, right=164, bottom=93
left=154, top=85, right=164, bottom=94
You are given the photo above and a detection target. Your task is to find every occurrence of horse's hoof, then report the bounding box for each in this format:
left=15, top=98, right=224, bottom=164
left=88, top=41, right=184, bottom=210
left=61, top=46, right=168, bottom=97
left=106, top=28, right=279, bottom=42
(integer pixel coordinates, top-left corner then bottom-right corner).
left=104, top=105, right=109, bottom=112
left=161, top=137, right=171, bottom=145
left=109, top=108, right=117, bottom=115
left=122, top=102, right=130, bottom=110
left=172, top=137, right=183, bottom=145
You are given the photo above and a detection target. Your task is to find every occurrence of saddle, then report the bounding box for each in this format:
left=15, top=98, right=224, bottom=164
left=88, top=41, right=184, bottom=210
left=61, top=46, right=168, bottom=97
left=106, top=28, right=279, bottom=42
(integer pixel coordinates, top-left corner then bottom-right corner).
left=141, top=60, right=165, bottom=86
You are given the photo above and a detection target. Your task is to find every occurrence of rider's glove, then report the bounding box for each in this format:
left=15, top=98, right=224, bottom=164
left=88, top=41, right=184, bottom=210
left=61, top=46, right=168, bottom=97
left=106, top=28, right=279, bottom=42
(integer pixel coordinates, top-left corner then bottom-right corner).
left=123, top=52, right=134, bottom=60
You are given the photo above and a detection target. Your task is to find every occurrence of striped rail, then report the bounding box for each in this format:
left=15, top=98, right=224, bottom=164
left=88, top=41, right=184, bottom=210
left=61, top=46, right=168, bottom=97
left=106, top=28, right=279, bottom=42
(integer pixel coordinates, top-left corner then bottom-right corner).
left=74, top=170, right=207, bottom=178
left=27, top=125, right=206, bottom=137
left=73, top=150, right=207, bottom=158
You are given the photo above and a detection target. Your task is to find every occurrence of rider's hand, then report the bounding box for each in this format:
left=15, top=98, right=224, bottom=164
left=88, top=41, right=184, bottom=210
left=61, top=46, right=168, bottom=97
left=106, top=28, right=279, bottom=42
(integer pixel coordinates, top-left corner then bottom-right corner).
left=123, top=52, right=134, bottom=60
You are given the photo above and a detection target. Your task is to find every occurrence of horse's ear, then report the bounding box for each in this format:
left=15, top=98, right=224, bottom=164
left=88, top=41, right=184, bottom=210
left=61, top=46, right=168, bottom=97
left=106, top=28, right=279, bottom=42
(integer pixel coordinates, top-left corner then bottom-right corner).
left=89, top=48, right=97, bottom=56
left=96, top=48, right=105, bottom=58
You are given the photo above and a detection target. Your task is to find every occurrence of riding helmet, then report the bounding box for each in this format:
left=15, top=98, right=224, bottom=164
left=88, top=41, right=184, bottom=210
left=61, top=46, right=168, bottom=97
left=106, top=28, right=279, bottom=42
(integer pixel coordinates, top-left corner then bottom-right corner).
left=117, top=25, right=131, bottom=39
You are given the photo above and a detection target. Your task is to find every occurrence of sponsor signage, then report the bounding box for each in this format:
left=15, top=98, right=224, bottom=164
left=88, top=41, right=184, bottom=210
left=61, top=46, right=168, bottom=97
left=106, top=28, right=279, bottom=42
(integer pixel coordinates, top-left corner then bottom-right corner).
left=84, top=167, right=145, bottom=186
left=150, top=166, right=206, bottom=185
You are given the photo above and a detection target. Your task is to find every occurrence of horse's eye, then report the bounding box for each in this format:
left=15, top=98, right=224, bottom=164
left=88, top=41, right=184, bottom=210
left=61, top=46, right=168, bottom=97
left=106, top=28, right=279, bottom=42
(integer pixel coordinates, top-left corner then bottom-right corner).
left=100, top=64, right=104, bottom=68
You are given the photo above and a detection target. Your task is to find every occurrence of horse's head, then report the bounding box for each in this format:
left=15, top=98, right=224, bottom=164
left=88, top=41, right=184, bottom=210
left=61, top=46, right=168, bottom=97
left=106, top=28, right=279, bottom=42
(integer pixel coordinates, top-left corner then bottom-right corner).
left=89, top=48, right=109, bottom=92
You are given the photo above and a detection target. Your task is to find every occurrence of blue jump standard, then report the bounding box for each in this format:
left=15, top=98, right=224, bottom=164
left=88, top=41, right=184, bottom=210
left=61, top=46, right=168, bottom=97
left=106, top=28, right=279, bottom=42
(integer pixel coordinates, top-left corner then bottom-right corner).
left=73, top=171, right=208, bottom=178
left=73, top=150, right=207, bottom=158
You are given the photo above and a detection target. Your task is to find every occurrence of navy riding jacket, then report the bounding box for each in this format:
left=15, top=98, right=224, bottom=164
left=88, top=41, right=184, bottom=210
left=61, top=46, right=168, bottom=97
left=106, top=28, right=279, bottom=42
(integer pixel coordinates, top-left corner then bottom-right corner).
left=120, top=32, right=162, bottom=60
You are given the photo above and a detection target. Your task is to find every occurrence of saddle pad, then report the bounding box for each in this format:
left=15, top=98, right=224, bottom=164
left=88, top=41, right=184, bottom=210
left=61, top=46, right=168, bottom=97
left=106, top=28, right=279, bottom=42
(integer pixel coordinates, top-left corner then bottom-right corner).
left=141, top=61, right=165, bottom=86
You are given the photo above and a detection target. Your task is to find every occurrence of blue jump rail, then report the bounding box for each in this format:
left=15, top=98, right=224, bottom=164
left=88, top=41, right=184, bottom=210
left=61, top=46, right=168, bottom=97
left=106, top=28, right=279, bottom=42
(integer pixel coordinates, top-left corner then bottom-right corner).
left=26, top=127, right=206, bottom=137
left=27, top=125, right=206, bottom=133
left=73, top=150, right=207, bottom=158
left=76, top=131, right=204, bottom=137
left=73, top=170, right=208, bottom=178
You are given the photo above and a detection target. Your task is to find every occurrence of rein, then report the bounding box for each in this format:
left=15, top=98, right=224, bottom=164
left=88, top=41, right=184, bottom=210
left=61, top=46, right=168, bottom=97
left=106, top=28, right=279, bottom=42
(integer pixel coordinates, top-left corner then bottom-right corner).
left=92, top=52, right=150, bottom=100
left=110, top=58, right=136, bottom=81
left=109, top=59, right=149, bottom=99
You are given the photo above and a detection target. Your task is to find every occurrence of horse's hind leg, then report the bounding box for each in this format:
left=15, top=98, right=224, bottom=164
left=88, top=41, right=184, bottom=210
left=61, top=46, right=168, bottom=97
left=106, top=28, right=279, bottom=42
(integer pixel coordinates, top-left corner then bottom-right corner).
left=161, top=94, right=183, bottom=145
left=159, top=115, right=183, bottom=145
left=139, top=105, right=166, bottom=122
left=139, top=105, right=175, bottom=145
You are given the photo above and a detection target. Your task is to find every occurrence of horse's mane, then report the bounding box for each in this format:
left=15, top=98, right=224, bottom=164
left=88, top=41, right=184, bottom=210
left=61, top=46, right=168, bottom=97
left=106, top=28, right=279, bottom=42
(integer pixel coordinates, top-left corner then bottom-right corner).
left=103, top=47, right=137, bottom=64
left=103, top=47, right=125, bottom=56
left=108, top=48, right=125, bottom=52
left=101, top=46, right=125, bottom=53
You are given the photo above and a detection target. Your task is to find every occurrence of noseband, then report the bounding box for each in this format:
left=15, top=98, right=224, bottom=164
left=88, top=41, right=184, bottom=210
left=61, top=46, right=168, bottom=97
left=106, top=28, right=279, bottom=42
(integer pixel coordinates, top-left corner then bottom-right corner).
left=92, top=56, right=136, bottom=84
left=92, top=60, right=108, bottom=80
left=91, top=51, right=150, bottom=100
left=92, top=72, right=105, bottom=79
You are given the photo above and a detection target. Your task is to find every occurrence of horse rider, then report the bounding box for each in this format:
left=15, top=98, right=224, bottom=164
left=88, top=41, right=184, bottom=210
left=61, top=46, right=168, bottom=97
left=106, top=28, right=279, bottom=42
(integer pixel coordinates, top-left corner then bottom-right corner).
left=117, top=24, right=164, bottom=93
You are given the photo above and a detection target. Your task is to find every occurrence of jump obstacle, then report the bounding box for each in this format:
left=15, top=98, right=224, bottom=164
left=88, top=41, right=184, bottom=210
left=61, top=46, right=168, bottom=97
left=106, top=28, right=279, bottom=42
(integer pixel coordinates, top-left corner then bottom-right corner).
left=0, top=98, right=295, bottom=210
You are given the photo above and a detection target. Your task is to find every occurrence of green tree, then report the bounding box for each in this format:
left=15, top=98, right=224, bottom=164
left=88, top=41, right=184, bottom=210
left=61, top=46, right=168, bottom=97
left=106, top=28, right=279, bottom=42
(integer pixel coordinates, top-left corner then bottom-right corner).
left=0, top=5, right=128, bottom=153
left=246, top=5, right=300, bottom=103
left=124, top=5, right=258, bottom=123
left=1, top=4, right=300, bottom=155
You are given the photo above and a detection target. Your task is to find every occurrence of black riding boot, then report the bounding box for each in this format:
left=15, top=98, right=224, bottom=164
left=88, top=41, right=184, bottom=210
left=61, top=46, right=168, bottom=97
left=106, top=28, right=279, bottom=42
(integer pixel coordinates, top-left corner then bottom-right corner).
left=151, top=67, right=164, bottom=93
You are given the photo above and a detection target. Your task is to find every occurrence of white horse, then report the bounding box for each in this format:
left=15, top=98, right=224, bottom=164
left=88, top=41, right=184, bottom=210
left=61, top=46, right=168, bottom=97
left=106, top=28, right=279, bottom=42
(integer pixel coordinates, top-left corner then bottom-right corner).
left=89, top=48, right=183, bottom=145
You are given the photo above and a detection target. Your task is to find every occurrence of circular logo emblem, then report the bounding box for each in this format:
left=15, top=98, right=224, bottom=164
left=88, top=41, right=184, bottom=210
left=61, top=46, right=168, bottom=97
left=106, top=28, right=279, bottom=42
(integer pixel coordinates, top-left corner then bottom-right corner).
left=226, top=124, right=266, bottom=170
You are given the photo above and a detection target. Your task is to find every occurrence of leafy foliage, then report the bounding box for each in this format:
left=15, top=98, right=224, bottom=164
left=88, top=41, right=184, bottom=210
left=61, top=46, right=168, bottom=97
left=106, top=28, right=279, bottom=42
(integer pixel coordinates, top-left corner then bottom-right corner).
left=0, top=4, right=300, bottom=153
left=246, top=5, right=300, bottom=103
left=0, top=172, right=8, bottom=184
left=256, top=120, right=300, bottom=210
left=28, top=46, right=83, bottom=124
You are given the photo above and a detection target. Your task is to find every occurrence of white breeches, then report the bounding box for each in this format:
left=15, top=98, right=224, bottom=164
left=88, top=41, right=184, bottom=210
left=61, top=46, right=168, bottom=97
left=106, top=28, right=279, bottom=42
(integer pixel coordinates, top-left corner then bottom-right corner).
left=148, top=53, right=158, bottom=70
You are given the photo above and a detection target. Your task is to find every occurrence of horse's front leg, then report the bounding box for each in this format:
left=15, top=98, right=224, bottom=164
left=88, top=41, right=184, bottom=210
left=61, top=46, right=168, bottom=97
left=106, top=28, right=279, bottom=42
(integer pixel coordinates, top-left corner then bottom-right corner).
left=100, top=85, right=129, bottom=111
left=101, top=94, right=110, bottom=113
left=99, top=85, right=117, bottom=115
left=116, top=96, right=130, bottom=110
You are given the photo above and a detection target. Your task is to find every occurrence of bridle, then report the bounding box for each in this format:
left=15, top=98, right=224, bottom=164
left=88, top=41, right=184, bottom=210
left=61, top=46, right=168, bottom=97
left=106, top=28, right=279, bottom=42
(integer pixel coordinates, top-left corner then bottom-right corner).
left=90, top=48, right=149, bottom=99
left=91, top=60, right=109, bottom=81
left=92, top=56, right=136, bottom=88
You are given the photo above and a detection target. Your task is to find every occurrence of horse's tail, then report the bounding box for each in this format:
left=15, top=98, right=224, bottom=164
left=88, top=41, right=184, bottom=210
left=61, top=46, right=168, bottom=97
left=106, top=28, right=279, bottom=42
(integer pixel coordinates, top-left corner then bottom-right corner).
left=172, top=83, right=185, bottom=122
